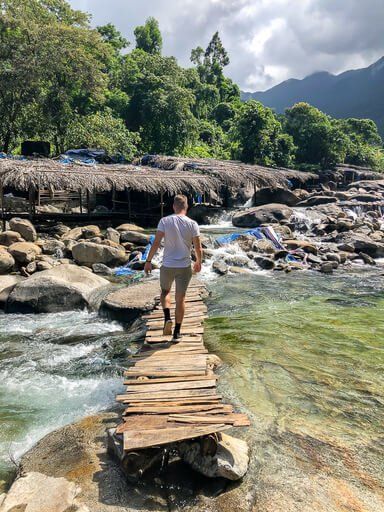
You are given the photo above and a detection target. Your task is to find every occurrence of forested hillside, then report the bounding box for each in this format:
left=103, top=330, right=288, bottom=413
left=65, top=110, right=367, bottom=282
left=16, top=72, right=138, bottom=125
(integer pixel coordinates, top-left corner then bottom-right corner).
left=1, top=0, right=383, bottom=171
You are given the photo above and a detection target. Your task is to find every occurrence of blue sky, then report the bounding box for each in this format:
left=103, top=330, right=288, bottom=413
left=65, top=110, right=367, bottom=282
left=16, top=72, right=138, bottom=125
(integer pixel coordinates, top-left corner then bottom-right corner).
left=69, top=0, right=384, bottom=91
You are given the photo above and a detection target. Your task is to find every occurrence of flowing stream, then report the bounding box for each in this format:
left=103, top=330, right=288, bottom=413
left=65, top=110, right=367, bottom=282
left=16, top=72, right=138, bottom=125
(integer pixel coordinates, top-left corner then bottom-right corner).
left=0, top=214, right=383, bottom=509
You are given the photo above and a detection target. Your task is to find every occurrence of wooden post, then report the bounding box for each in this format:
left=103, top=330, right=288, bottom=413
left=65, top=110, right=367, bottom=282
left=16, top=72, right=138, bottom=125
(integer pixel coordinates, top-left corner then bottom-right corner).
left=79, top=189, right=83, bottom=214
left=253, top=183, right=257, bottom=207
left=37, top=185, right=41, bottom=207
left=160, top=191, right=164, bottom=218
left=127, top=189, right=131, bottom=220
left=112, top=186, right=116, bottom=212
left=86, top=189, right=91, bottom=218
left=0, top=184, right=4, bottom=230
left=28, top=185, right=34, bottom=219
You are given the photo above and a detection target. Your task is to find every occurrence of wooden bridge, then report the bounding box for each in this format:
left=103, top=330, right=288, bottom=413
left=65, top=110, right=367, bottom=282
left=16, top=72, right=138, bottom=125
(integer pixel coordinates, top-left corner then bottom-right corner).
left=115, top=281, right=250, bottom=454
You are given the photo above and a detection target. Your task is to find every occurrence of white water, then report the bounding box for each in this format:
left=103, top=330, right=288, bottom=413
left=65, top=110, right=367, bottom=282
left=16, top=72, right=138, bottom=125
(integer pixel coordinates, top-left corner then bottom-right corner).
left=0, top=311, right=127, bottom=474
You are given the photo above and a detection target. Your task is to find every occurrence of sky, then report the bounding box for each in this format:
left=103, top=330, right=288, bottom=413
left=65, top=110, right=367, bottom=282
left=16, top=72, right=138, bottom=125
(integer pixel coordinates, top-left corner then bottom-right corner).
left=69, top=0, right=384, bottom=92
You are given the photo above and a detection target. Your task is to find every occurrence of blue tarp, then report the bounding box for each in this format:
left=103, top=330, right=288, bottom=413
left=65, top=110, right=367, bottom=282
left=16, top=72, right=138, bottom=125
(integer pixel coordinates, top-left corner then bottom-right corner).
left=114, top=235, right=155, bottom=277
left=216, top=227, right=285, bottom=250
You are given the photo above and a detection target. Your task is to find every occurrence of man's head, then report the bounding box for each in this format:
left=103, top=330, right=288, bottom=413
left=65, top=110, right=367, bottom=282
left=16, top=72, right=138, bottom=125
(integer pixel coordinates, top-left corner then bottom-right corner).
left=173, top=194, right=188, bottom=214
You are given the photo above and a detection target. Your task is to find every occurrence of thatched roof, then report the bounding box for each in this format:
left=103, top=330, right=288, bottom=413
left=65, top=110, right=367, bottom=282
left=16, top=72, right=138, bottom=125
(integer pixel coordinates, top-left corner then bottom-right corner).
left=140, top=155, right=318, bottom=189
left=0, top=159, right=218, bottom=195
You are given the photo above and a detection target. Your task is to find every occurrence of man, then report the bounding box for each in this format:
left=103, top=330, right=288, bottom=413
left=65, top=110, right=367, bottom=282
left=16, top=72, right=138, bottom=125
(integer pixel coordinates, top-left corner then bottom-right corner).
left=144, top=195, right=202, bottom=342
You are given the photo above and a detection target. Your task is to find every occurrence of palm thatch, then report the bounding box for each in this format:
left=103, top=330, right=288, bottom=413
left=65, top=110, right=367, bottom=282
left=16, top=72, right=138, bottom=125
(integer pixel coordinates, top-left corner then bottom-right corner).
left=140, top=155, right=318, bottom=189
left=0, top=159, right=219, bottom=195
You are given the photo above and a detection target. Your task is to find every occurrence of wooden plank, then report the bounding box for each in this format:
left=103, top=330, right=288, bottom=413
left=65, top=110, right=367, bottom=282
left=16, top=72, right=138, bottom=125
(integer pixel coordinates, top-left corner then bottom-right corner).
left=124, top=396, right=222, bottom=405
left=132, top=354, right=207, bottom=365
left=123, top=375, right=218, bottom=385
left=117, top=389, right=217, bottom=402
left=125, top=379, right=216, bottom=393
left=123, top=405, right=230, bottom=415
left=124, top=370, right=207, bottom=378
left=123, top=424, right=230, bottom=451
left=146, top=327, right=204, bottom=337
left=168, top=414, right=251, bottom=427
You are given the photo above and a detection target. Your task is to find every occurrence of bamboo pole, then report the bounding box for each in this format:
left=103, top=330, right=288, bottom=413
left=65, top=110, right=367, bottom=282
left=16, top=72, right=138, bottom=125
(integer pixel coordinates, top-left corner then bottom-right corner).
left=79, top=189, right=83, bottom=214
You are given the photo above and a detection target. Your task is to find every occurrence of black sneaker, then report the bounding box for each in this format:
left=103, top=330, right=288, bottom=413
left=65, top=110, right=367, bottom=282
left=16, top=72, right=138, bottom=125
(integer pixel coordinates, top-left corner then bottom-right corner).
left=171, top=332, right=182, bottom=344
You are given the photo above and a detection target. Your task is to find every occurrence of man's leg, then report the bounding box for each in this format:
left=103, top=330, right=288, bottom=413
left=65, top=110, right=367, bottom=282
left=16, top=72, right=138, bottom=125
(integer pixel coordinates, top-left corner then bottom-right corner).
left=173, top=267, right=192, bottom=341
left=160, top=267, right=174, bottom=336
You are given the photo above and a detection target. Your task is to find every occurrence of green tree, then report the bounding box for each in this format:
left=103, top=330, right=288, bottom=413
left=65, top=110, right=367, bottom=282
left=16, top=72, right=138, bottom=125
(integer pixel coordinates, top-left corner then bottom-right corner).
left=231, top=100, right=295, bottom=166
left=134, top=17, right=162, bottom=55
left=65, top=109, right=140, bottom=160
left=97, top=23, right=129, bottom=55
left=284, top=102, right=348, bottom=168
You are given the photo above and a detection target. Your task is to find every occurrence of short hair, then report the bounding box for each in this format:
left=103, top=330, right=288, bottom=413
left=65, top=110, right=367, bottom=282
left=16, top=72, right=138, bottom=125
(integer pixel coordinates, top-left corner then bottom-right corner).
left=174, top=194, right=188, bottom=211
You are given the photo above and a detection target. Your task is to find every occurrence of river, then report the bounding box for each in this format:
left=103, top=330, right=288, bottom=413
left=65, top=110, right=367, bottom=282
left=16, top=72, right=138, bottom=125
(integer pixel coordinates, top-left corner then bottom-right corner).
left=0, top=229, right=383, bottom=509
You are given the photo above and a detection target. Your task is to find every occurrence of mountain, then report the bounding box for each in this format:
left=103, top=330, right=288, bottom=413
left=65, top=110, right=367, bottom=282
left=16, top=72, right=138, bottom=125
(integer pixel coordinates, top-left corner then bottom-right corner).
left=242, top=57, right=384, bottom=135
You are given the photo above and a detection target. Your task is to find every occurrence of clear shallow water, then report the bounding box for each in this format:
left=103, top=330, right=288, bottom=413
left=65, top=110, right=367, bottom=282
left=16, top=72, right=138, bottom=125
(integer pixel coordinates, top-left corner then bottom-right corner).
left=0, top=311, right=141, bottom=488
left=205, top=268, right=384, bottom=511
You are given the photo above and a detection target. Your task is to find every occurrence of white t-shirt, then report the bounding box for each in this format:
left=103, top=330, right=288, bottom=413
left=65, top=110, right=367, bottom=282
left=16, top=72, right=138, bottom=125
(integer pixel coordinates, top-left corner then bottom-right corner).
left=157, top=214, right=200, bottom=268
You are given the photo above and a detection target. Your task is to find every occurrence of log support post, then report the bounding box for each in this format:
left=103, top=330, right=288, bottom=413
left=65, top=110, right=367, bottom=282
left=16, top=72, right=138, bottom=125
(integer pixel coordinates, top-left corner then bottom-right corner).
left=79, top=189, right=83, bottom=215
left=0, top=184, right=4, bottom=230
left=86, top=189, right=91, bottom=218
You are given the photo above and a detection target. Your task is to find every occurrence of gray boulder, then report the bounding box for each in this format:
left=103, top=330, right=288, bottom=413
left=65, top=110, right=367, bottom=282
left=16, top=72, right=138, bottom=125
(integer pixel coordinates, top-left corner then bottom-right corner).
left=41, top=239, right=66, bottom=256
left=297, top=195, right=338, bottom=207
left=120, top=230, right=150, bottom=245
left=9, top=217, right=37, bottom=242
left=0, top=275, right=25, bottom=308
left=72, top=242, right=128, bottom=267
left=6, top=264, right=110, bottom=314
left=212, top=260, right=228, bottom=275
left=254, top=187, right=301, bottom=207
left=179, top=433, right=249, bottom=481
left=105, top=227, right=120, bottom=244
left=8, top=242, right=42, bottom=265
left=116, top=223, right=144, bottom=232
left=253, top=255, right=275, bottom=270
left=0, top=249, right=15, bottom=274
left=0, top=230, right=24, bottom=247
left=232, top=204, right=293, bottom=228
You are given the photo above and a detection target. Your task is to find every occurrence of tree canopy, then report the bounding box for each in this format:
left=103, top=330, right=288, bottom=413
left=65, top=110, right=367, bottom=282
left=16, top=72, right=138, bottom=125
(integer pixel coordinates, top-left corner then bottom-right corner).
left=0, top=0, right=382, bottom=171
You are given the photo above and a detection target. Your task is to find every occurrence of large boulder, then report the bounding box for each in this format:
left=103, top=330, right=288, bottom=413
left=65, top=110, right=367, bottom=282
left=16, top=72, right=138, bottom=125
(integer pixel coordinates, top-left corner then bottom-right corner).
left=61, top=225, right=100, bottom=241
left=187, top=205, right=222, bottom=224
left=0, top=472, right=86, bottom=512
left=232, top=204, right=293, bottom=228
left=41, top=239, right=66, bottom=256
left=120, top=231, right=150, bottom=246
left=179, top=433, right=249, bottom=481
left=0, top=275, right=25, bottom=308
left=105, top=227, right=120, bottom=244
left=284, top=239, right=318, bottom=254
left=72, top=242, right=128, bottom=267
left=9, top=217, right=37, bottom=242
left=6, top=264, right=110, bottom=313
left=254, top=187, right=301, bottom=207
left=337, top=234, right=384, bottom=258
left=0, top=230, right=24, bottom=247
left=8, top=242, right=42, bottom=265
left=116, top=223, right=144, bottom=233
left=0, top=248, right=15, bottom=274
left=297, top=195, right=338, bottom=207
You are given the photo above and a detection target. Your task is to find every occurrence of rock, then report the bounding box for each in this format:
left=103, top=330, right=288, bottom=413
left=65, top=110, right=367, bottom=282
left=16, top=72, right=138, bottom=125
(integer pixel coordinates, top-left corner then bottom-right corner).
left=72, top=242, right=128, bottom=268
left=326, top=253, right=341, bottom=263
left=229, top=266, right=253, bottom=274
left=0, top=248, right=15, bottom=274
left=36, top=261, right=53, bottom=272
left=0, top=275, right=25, bottom=308
left=359, top=252, right=376, bottom=265
left=61, top=225, right=99, bottom=241
left=284, top=239, right=318, bottom=254
left=8, top=242, right=42, bottom=265
left=0, top=230, right=24, bottom=247
left=100, top=280, right=159, bottom=323
left=41, top=239, right=66, bottom=256
left=120, top=231, right=150, bottom=246
left=338, top=234, right=384, bottom=258
left=274, top=249, right=289, bottom=260
left=92, top=263, right=113, bottom=276
left=0, top=472, right=86, bottom=512
left=254, top=187, right=301, bottom=207
left=212, top=261, right=228, bottom=275
left=179, top=433, right=249, bottom=481
left=87, top=236, right=103, bottom=245
left=130, top=261, right=146, bottom=271
left=101, top=240, right=121, bottom=249
left=6, top=264, right=110, bottom=314
left=307, top=253, right=322, bottom=265
left=116, top=223, right=144, bottom=233
left=297, top=195, right=338, bottom=207
left=253, top=256, right=275, bottom=270
left=26, top=261, right=37, bottom=274
left=252, top=239, right=276, bottom=254
left=82, top=226, right=101, bottom=239
left=337, top=243, right=355, bottom=253
left=9, top=217, right=37, bottom=242
left=187, top=204, right=222, bottom=224
left=224, top=255, right=249, bottom=267
left=49, top=224, right=70, bottom=237
left=105, top=227, right=120, bottom=244
left=320, top=262, right=334, bottom=274
left=236, top=235, right=255, bottom=252
left=335, top=220, right=354, bottom=232
left=232, top=204, right=293, bottom=228
left=121, top=242, right=135, bottom=251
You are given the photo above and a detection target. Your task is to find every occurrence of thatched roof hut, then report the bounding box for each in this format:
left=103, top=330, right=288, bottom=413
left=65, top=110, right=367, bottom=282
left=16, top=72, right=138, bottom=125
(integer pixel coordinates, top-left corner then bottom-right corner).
left=0, top=159, right=218, bottom=195
left=139, top=155, right=318, bottom=189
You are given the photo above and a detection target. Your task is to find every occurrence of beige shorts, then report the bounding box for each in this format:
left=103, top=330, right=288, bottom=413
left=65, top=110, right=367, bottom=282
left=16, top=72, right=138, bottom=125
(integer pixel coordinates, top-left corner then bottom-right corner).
left=160, top=266, right=193, bottom=295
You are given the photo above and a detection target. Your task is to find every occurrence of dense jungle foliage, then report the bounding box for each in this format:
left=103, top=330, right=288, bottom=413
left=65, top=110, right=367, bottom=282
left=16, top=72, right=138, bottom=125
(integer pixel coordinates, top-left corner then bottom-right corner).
left=1, top=0, right=383, bottom=170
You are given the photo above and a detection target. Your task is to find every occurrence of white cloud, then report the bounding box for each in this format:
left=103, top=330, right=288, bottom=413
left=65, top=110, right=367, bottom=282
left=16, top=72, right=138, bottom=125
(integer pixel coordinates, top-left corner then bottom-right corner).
left=69, top=0, right=384, bottom=91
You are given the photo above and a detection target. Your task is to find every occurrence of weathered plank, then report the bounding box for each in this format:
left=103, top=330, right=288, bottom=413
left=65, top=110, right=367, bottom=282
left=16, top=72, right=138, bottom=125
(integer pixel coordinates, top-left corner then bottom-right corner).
left=123, top=424, right=231, bottom=451
left=126, top=380, right=216, bottom=393
left=117, top=388, right=218, bottom=402
left=168, top=413, right=251, bottom=427
left=123, top=375, right=218, bottom=385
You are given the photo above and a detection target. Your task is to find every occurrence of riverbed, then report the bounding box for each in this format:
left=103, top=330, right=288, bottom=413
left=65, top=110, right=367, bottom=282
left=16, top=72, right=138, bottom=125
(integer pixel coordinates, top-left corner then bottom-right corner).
left=0, top=261, right=383, bottom=508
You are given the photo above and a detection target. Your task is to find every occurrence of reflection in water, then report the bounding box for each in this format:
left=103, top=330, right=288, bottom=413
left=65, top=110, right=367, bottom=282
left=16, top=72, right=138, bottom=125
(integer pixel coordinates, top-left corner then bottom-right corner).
left=205, top=268, right=384, bottom=511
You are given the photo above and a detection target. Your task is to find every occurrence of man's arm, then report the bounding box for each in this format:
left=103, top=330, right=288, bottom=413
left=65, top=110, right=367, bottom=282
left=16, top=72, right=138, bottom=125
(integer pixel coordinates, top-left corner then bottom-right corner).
left=193, top=235, right=203, bottom=273
left=144, top=231, right=164, bottom=274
